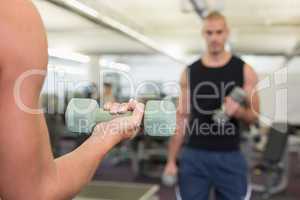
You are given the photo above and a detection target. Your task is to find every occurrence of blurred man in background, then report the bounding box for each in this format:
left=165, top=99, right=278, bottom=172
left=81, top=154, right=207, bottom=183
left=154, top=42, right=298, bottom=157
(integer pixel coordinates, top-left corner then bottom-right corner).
left=164, top=11, right=260, bottom=200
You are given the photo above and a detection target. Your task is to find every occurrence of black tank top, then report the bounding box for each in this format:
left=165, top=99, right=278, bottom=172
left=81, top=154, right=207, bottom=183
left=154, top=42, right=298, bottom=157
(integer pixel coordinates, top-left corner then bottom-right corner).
left=186, top=55, right=245, bottom=151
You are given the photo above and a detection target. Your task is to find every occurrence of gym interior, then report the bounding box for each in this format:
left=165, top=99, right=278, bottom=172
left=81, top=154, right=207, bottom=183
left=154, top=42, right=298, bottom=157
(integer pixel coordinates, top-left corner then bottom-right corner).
left=7, top=0, right=300, bottom=199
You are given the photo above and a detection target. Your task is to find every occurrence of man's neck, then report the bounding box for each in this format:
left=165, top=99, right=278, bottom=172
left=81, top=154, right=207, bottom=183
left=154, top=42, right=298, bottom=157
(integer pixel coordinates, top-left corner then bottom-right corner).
left=202, top=51, right=231, bottom=68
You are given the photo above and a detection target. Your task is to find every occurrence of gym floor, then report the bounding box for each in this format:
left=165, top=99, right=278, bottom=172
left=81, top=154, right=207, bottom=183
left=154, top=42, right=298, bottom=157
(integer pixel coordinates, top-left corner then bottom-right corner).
left=61, top=140, right=300, bottom=200
left=94, top=154, right=300, bottom=199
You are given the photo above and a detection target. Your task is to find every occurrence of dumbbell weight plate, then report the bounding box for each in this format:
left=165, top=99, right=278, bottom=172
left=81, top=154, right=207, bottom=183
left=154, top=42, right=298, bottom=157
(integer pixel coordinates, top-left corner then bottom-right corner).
left=144, top=100, right=176, bottom=137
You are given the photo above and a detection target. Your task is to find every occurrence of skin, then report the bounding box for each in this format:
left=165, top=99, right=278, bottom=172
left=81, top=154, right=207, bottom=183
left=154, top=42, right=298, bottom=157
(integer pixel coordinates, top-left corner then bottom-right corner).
left=0, top=1, right=144, bottom=199
left=164, top=17, right=260, bottom=177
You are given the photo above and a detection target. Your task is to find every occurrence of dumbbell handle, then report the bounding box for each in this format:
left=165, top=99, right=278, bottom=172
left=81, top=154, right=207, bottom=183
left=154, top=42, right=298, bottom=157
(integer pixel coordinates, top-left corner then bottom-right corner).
left=212, top=87, right=247, bottom=124
left=88, top=109, right=135, bottom=135
left=94, top=109, right=132, bottom=123
left=230, top=87, right=247, bottom=105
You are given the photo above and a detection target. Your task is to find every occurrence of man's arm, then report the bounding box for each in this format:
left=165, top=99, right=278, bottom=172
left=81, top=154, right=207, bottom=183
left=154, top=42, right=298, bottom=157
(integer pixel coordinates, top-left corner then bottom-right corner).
left=0, top=1, right=143, bottom=199
left=233, top=64, right=260, bottom=124
left=165, top=69, right=189, bottom=171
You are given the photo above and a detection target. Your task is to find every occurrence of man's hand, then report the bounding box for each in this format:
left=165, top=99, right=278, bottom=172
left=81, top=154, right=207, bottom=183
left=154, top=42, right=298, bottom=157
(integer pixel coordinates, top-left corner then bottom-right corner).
left=224, top=96, right=242, bottom=118
left=93, top=99, right=145, bottom=141
left=164, top=160, right=178, bottom=177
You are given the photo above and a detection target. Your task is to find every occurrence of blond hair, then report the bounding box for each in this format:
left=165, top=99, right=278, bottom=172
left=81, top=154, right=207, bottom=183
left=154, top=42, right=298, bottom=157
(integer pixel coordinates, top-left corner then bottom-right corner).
left=203, top=11, right=226, bottom=22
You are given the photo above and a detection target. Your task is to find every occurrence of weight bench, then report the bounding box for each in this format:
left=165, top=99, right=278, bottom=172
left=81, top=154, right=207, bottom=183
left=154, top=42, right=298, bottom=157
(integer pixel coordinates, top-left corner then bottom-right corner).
left=251, top=123, right=290, bottom=199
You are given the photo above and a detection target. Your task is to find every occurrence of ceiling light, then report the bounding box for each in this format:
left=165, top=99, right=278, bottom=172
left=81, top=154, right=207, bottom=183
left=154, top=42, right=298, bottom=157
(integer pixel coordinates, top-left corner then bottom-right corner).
left=48, top=65, right=87, bottom=75
left=164, top=45, right=185, bottom=58
left=109, top=63, right=131, bottom=72
left=48, top=49, right=91, bottom=63
left=66, top=0, right=99, bottom=18
left=99, top=59, right=131, bottom=72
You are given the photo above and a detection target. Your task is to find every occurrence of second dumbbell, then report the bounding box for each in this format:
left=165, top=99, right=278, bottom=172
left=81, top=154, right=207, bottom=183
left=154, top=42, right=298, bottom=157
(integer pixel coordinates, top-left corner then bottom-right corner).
left=212, top=87, right=247, bottom=124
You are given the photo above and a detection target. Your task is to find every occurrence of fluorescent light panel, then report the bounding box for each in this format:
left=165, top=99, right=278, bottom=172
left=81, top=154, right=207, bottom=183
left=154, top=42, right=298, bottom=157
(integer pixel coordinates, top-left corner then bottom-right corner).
left=48, top=49, right=91, bottom=63
left=99, top=59, right=131, bottom=72
left=66, top=0, right=99, bottom=18
left=48, top=65, right=87, bottom=75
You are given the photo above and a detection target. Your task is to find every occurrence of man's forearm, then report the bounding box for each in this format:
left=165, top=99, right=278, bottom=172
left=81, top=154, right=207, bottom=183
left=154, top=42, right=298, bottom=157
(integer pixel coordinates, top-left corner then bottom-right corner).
left=44, top=125, right=122, bottom=200
left=236, top=107, right=258, bottom=124
left=167, top=134, right=184, bottom=163
left=167, top=116, right=188, bottom=163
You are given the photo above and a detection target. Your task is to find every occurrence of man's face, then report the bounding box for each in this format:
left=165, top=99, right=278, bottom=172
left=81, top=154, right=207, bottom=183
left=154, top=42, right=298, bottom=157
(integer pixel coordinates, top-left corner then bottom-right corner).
left=202, top=18, right=229, bottom=55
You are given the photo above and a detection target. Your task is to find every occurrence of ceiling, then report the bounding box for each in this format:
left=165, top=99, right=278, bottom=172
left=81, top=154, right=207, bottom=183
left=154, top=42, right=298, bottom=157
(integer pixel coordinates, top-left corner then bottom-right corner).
left=33, top=0, right=300, bottom=60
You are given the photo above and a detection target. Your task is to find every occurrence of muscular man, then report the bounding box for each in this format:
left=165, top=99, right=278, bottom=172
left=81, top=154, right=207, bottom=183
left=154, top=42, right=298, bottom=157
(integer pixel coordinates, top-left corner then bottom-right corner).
left=0, top=1, right=144, bottom=199
left=164, top=12, right=260, bottom=199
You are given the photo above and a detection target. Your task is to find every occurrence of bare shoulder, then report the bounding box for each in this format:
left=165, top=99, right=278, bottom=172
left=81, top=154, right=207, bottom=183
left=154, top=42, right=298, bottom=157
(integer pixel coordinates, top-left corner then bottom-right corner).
left=180, top=68, right=188, bottom=88
left=0, top=0, right=48, bottom=75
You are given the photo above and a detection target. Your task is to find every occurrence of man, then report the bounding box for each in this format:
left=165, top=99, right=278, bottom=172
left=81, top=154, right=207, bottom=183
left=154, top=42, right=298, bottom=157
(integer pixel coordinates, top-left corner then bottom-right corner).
left=164, top=11, right=260, bottom=200
left=0, top=1, right=144, bottom=199
left=103, top=83, right=116, bottom=104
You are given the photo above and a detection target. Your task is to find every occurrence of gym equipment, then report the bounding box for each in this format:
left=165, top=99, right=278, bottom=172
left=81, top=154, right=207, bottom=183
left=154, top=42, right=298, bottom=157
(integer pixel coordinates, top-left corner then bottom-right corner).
left=65, top=98, right=176, bottom=137
left=249, top=123, right=290, bottom=199
left=130, top=136, right=168, bottom=178
left=212, top=87, right=247, bottom=124
left=162, top=173, right=177, bottom=187
left=74, top=181, right=159, bottom=200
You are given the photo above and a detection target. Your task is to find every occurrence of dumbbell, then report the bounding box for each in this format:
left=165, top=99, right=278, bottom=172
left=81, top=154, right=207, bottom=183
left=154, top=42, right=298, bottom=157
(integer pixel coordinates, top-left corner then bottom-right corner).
left=162, top=173, right=177, bottom=187
left=212, top=87, right=247, bottom=124
left=65, top=98, right=176, bottom=137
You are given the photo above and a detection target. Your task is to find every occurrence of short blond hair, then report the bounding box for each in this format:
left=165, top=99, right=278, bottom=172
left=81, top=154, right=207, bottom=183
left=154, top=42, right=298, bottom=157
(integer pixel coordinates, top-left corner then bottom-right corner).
left=203, top=11, right=226, bottom=22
